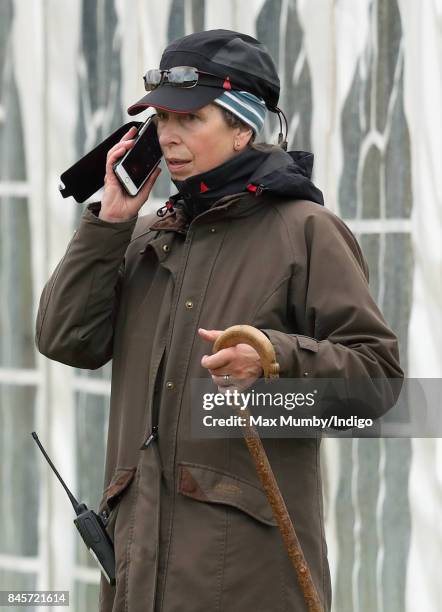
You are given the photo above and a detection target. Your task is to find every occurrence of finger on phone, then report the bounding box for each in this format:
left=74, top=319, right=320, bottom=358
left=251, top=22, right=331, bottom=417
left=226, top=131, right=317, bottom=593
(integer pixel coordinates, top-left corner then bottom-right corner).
left=106, top=140, right=134, bottom=163
left=151, top=166, right=162, bottom=182
left=106, top=147, right=124, bottom=167
left=146, top=166, right=162, bottom=188
left=120, top=126, right=138, bottom=142
left=105, top=147, right=126, bottom=175
left=137, top=167, right=162, bottom=199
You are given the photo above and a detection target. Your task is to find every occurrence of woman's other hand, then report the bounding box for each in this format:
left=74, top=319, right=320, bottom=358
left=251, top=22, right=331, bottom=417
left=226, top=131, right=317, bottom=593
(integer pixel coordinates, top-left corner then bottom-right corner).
left=199, top=328, right=264, bottom=392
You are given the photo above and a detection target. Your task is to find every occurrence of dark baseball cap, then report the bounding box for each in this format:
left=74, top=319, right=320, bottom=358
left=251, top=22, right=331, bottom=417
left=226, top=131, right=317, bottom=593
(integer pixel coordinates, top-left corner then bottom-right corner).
left=127, top=29, right=280, bottom=115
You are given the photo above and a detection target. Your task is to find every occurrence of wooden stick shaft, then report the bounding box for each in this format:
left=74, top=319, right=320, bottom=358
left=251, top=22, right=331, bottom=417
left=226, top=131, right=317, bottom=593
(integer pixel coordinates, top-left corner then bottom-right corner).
left=238, top=407, right=323, bottom=612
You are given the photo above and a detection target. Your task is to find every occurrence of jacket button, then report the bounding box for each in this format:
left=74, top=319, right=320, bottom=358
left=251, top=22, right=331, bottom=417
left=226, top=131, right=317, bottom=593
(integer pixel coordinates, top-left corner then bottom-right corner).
left=166, top=381, right=175, bottom=390
left=185, top=300, right=193, bottom=309
left=210, top=227, right=216, bottom=233
left=303, top=372, right=309, bottom=377
left=162, top=244, right=170, bottom=252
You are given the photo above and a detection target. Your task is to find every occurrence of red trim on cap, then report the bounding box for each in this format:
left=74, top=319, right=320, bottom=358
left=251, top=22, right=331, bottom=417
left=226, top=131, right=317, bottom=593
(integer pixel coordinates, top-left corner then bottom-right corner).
left=146, top=104, right=191, bottom=114
left=247, top=184, right=258, bottom=193
left=128, top=102, right=199, bottom=115
left=223, top=77, right=232, bottom=90
left=200, top=181, right=209, bottom=193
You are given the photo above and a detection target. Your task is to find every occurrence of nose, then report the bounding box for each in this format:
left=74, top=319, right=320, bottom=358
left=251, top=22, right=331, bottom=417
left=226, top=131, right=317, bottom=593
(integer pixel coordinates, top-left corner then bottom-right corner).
left=157, top=119, right=181, bottom=149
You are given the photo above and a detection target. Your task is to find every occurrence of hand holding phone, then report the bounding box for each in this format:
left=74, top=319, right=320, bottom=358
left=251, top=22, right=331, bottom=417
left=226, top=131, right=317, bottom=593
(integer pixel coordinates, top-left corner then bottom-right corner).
left=100, top=120, right=162, bottom=223
left=113, top=116, right=163, bottom=196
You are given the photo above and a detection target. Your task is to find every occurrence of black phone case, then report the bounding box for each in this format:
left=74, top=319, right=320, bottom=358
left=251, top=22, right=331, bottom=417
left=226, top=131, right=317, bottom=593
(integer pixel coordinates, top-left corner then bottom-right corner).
left=59, top=121, right=142, bottom=203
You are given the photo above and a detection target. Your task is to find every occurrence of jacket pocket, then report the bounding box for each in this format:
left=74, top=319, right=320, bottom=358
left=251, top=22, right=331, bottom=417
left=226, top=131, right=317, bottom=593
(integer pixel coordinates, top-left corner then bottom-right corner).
left=98, top=467, right=137, bottom=541
left=167, top=462, right=287, bottom=611
left=296, top=335, right=319, bottom=352
left=177, top=462, right=277, bottom=527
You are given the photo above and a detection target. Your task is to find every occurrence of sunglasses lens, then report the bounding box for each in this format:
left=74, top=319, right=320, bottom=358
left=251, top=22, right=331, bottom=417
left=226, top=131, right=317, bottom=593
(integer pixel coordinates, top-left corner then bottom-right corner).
left=144, top=69, right=163, bottom=91
left=143, top=66, right=206, bottom=91
left=167, top=66, right=198, bottom=87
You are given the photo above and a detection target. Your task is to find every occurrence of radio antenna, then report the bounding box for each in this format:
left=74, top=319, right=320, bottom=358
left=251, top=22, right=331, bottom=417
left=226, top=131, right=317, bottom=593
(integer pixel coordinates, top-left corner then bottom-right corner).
left=31, top=432, right=86, bottom=516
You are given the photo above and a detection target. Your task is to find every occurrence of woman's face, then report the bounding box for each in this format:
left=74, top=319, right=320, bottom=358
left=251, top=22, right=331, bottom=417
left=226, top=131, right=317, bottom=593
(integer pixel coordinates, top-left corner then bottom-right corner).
left=154, top=103, right=251, bottom=180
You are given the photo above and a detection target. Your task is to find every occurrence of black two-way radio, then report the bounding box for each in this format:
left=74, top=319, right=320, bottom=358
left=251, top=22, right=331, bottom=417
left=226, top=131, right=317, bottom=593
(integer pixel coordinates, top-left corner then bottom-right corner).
left=31, top=432, right=116, bottom=585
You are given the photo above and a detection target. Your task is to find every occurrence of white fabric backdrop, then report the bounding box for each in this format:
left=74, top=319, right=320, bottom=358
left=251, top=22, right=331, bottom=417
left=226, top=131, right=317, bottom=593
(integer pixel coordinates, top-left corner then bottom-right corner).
left=1, top=0, right=440, bottom=610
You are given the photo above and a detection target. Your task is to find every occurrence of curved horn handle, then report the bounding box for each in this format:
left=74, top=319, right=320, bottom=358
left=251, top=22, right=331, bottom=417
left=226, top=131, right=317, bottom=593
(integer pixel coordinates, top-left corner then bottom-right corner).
left=213, top=325, right=279, bottom=380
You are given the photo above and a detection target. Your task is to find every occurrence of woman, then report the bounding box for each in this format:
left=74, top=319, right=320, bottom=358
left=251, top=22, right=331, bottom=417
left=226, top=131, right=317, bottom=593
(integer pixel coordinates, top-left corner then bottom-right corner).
left=36, top=29, right=402, bottom=612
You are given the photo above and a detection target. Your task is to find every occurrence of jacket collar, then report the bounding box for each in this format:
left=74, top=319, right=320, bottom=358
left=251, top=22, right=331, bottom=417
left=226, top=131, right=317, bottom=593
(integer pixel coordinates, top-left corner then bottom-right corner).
left=149, top=191, right=257, bottom=234
left=171, top=146, right=272, bottom=218
left=150, top=143, right=324, bottom=234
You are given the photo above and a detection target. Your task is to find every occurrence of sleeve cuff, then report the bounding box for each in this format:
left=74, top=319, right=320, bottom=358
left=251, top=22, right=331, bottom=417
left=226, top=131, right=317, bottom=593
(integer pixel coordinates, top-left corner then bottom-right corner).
left=85, top=202, right=139, bottom=226
left=259, top=329, right=320, bottom=379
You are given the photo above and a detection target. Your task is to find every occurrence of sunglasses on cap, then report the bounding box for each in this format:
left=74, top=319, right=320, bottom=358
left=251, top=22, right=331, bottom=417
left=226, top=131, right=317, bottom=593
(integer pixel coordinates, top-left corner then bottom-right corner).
left=143, top=66, right=234, bottom=91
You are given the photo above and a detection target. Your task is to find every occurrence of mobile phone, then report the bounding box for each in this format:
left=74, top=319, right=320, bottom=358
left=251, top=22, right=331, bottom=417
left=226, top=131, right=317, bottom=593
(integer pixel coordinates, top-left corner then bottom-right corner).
left=59, top=121, right=142, bottom=203
left=113, top=116, right=163, bottom=196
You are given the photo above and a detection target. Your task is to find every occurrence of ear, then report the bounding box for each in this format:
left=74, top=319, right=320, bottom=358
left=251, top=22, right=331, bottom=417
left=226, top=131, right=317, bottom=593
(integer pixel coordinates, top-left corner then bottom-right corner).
left=234, top=125, right=254, bottom=151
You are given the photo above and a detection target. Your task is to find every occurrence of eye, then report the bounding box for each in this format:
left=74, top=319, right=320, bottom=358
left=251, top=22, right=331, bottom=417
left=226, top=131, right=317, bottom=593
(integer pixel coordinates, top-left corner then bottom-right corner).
left=184, top=113, right=197, bottom=121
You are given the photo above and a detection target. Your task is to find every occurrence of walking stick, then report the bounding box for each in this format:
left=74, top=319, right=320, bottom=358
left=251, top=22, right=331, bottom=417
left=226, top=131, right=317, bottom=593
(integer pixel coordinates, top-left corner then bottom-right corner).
left=213, top=325, right=323, bottom=612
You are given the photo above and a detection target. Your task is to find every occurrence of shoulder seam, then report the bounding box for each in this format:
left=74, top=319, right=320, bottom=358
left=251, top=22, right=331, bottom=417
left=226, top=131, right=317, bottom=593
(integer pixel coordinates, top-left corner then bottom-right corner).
left=266, top=200, right=297, bottom=261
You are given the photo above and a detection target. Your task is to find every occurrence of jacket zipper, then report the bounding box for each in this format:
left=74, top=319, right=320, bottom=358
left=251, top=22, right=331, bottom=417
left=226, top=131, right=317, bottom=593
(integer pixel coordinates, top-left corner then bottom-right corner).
left=141, top=425, right=158, bottom=448
left=139, top=228, right=191, bottom=449
left=140, top=350, right=165, bottom=450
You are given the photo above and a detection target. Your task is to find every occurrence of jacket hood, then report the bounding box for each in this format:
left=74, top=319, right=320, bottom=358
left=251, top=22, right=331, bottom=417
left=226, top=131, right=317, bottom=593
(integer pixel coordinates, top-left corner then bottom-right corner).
left=154, top=143, right=323, bottom=223
left=245, top=144, right=324, bottom=205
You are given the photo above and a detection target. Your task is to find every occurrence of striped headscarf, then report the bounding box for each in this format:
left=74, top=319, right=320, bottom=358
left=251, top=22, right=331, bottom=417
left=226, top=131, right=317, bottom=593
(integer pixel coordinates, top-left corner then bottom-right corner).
left=213, top=90, right=267, bottom=135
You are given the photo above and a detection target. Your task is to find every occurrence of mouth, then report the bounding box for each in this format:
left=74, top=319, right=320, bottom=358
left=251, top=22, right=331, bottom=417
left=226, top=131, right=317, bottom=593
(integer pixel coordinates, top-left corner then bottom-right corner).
left=166, top=158, right=192, bottom=171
